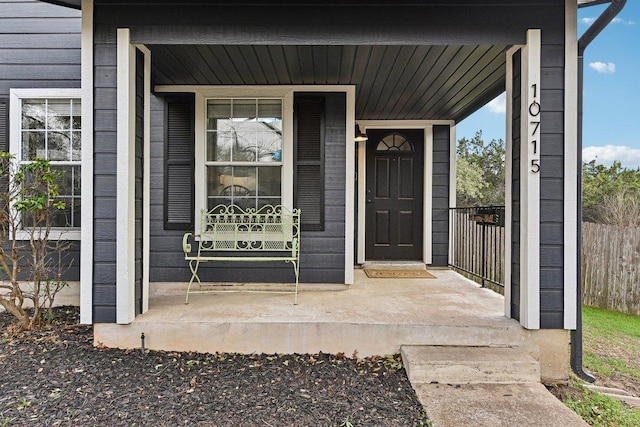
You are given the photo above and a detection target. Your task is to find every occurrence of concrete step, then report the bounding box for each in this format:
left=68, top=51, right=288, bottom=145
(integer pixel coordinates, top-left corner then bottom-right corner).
left=401, top=345, right=540, bottom=385
left=413, top=383, right=589, bottom=426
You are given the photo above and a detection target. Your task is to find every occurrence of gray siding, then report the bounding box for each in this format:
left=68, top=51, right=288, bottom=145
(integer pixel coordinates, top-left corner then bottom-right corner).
left=432, top=125, right=450, bottom=267
left=539, top=36, right=566, bottom=328
left=0, top=0, right=80, bottom=97
left=92, top=1, right=569, bottom=327
left=508, top=26, right=566, bottom=328
left=0, top=0, right=81, bottom=282
left=511, top=49, right=522, bottom=322
left=147, top=92, right=346, bottom=284
left=92, top=27, right=117, bottom=322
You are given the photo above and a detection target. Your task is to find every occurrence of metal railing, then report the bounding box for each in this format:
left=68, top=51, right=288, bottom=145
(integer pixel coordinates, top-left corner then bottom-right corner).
left=449, top=206, right=505, bottom=293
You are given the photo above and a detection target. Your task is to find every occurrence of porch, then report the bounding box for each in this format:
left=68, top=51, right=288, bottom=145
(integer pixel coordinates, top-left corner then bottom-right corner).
left=95, top=268, right=536, bottom=362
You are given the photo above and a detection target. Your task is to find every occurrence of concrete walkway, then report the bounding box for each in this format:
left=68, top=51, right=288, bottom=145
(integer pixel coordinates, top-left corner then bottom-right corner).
left=413, top=383, right=588, bottom=427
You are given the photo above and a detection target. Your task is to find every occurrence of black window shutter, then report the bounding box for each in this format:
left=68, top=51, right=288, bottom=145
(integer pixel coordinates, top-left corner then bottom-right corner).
left=294, top=95, right=325, bottom=231
left=164, top=95, right=195, bottom=230
left=0, top=99, right=8, bottom=153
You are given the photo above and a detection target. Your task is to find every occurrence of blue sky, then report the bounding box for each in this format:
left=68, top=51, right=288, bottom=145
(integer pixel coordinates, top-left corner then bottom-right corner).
left=456, top=1, right=640, bottom=168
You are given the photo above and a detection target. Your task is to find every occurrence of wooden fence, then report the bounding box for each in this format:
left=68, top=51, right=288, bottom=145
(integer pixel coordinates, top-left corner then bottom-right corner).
left=582, top=222, right=640, bottom=315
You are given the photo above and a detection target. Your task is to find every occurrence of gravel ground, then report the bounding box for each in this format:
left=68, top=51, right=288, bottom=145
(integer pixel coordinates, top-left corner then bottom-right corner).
left=0, top=307, right=428, bottom=426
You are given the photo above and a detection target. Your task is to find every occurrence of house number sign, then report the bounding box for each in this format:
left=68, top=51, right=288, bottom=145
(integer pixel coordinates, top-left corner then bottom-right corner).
left=529, top=83, right=540, bottom=173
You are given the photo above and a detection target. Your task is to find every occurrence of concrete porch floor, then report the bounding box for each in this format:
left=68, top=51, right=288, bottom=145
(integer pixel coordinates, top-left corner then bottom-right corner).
left=95, top=268, right=528, bottom=358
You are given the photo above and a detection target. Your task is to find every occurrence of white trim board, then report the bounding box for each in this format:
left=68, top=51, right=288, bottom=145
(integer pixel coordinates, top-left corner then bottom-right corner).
left=80, top=0, right=94, bottom=324
left=8, top=88, right=82, bottom=242
left=116, top=28, right=137, bottom=324
left=158, top=84, right=356, bottom=285
left=356, top=120, right=454, bottom=265
left=520, top=29, right=542, bottom=330
left=564, top=0, right=578, bottom=330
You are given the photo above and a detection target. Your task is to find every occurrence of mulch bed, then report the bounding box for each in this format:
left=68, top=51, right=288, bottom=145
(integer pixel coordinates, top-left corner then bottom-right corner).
left=0, top=307, right=428, bottom=426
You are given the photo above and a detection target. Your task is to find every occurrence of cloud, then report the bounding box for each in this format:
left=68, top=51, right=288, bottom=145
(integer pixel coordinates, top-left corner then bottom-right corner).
left=485, top=93, right=506, bottom=114
left=583, top=145, right=640, bottom=169
left=582, top=16, right=634, bottom=26
left=581, top=17, right=596, bottom=25
left=612, top=17, right=635, bottom=25
left=589, top=61, right=616, bottom=74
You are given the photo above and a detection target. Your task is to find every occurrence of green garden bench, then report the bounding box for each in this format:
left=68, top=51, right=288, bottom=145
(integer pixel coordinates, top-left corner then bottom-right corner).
left=182, top=204, right=301, bottom=304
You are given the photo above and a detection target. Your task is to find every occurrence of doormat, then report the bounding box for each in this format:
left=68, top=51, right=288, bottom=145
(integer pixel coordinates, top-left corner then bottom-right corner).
left=364, top=269, right=436, bottom=279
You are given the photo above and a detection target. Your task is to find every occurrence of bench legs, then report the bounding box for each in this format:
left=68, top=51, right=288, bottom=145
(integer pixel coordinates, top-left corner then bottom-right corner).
left=185, top=259, right=300, bottom=304
left=290, top=260, right=300, bottom=305
left=185, top=259, right=202, bottom=304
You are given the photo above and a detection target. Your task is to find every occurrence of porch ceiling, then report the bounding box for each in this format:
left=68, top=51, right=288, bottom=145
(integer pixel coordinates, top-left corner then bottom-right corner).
left=149, top=44, right=508, bottom=122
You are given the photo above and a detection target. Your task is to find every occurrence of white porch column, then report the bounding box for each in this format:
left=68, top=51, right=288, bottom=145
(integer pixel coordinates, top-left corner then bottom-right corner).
left=80, top=0, right=94, bottom=324
left=116, top=28, right=137, bottom=324
left=520, top=29, right=542, bottom=329
left=564, top=0, right=578, bottom=330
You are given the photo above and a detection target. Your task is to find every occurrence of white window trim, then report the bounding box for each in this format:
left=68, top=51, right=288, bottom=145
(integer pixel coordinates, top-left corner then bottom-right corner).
left=194, top=88, right=294, bottom=235
left=201, top=96, right=287, bottom=223
left=157, top=84, right=355, bottom=285
left=9, top=88, right=82, bottom=241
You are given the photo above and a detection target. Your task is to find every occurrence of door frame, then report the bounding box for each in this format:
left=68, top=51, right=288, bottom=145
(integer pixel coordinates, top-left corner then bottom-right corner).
left=356, top=120, right=455, bottom=265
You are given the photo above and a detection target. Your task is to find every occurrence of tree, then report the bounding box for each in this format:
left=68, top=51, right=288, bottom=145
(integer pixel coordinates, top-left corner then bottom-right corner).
left=456, top=130, right=505, bottom=206
left=582, top=160, right=640, bottom=225
left=0, top=152, right=72, bottom=330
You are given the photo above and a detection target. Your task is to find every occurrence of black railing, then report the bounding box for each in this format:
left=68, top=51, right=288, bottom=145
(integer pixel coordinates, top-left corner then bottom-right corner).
left=449, top=206, right=505, bottom=293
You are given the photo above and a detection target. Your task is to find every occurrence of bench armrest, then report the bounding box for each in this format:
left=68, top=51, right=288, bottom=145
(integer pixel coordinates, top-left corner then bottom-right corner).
left=183, top=233, right=196, bottom=255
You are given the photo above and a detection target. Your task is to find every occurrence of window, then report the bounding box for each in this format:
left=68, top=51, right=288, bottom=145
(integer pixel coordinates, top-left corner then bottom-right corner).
left=376, top=133, right=413, bottom=152
left=205, top=98, right=283, bottom=210
left=9, top=89, right=82, bottom=239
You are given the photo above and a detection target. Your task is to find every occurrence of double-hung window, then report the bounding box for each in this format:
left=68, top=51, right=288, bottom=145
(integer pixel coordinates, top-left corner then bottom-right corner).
left=9, top=89, right=82, bottom=239
left=205, top=98, right=283, bottom=210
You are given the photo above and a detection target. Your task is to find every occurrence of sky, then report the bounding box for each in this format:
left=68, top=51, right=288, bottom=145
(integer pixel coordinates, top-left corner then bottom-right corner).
left=456, top=1, right=640, bottom=168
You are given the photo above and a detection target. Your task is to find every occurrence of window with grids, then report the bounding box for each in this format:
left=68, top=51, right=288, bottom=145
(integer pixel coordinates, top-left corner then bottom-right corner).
left=19, top=98, right=81, bottom=229
left=205, top=98, right=282, bottom=210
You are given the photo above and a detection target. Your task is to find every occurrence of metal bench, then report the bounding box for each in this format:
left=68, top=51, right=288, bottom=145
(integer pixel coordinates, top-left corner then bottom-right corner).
left=182, top=204, right=301, bottom=304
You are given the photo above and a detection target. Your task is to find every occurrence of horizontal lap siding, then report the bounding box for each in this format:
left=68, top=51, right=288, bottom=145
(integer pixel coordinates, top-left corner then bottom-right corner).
left=148, top=93, right=346, bottom=284
left=92, top=27, right=117, bottom=322
left=539, top=28, right=565, bottom=328
left=0, top=0, right=81, bottom=282
left=432, top=125, right=450, bottom=266
left=0, top=0, right=80, bottom=97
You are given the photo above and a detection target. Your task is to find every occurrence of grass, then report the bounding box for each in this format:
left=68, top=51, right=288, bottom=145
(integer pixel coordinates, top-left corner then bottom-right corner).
left=556, top=306, right=640, bottom=426
left=583, top=306, right=640, bottom=387
left=564, top=381, right=640, bottom=427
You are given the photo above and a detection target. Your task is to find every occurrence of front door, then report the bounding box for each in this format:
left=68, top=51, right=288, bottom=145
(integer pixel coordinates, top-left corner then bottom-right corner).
left=365, top=129, right=424, bottom=260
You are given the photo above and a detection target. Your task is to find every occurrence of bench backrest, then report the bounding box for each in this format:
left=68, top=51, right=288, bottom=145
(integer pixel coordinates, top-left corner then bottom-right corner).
left=198, top=204, right=300, bottom=253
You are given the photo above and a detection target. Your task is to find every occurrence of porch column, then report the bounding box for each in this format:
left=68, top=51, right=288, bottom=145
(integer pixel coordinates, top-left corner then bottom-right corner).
left=505, top=29, right=542, bottom=329
left=520, top=29, right=542, bottom=329
left=116, top=29, right=152, bottom=323
left=80, top=0, right=94, bottom=324
left=116, top=28, right=136, bottom=324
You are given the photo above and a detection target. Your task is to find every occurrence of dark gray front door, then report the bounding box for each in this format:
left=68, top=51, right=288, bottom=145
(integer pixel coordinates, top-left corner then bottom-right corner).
left=365, top=129, right=424, bottom=260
